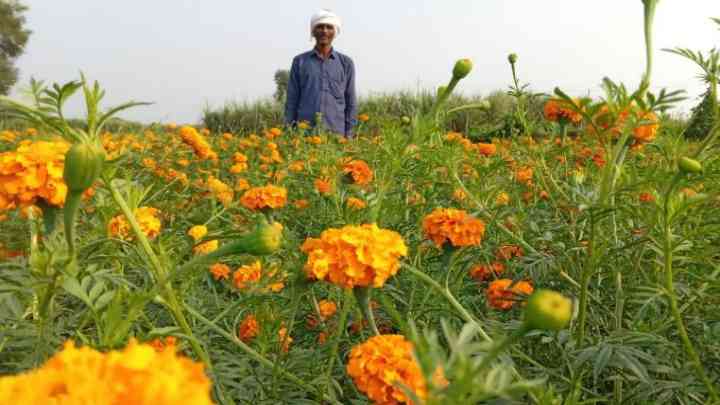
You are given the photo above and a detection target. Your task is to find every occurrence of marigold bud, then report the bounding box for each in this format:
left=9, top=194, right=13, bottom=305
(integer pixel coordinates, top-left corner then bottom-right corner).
left=678, top=156, right=702, bottom=174
left=452, top=58, right=473, bottom=80
left=63, top=141, right=105, bottom=192
left=523, top=289, right=573, bottom=331
left=508, top=53, right=518, bottom=64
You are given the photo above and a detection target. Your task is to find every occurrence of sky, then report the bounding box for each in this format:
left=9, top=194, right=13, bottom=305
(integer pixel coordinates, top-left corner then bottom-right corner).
left=10, top=1, right=720, bottom=123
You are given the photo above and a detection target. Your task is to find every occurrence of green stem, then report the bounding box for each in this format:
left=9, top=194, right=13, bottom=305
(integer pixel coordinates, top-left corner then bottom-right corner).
left=476, top=327, right=528, bottom=372
left=661, top=176, right=719, bottom=402
left=324, top=289, right=352, bottom=399
left=354, top=287, right=380, bottom=336
left=63, top=191, right=83, bottom=266
left=575, top=212, right=596, bottom=345
left=184, top=304, right=341, bottom=405
left=641, top=0, right=658, bottom=95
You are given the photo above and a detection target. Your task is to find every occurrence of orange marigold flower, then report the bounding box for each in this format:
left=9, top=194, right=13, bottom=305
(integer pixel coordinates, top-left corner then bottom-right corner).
left=632, top=111, right=659, bottom=144
left=293, top=199, right=310, bottom=209
left=422, top=208, right=486, bottom=248
left=193, top=239, right=218, bottom=255
left=108, top=207, right=161, bottom=241
left=238, top=314, right=259, bottom=343
left=486, top=279, right=534, bottom=310
left=314, top=178, right=333, bottom=195
left=240, top=185, right=287, bottom=210
left=318, top=299, right=337, bottom=320
left=289, top=160, right=304, bottom=172
left=278, top=326, right=293, bottom=353
left=209, top=263, right=231, bottom=280
left=452, top=188, right=467, bottom=202
left=0, top=339, right=213, bottom=405
left=469, top=262, right=505, bottom=282
left=234, top=178, right=250, bottom=191
left=639, top=192, right=655, bottom=203
left=476, top=142, right=497, bottom=157
left=179, top=126, right=217, bottom=161
left=347, top=334, right=437, bottom=405
left=346, top=197, right=367, bottom=209
left=301, top=224, right=408, bottom=288
left=265, top=127, right=283, bottom=139
left=544, top=98, right=582, bottom=124
left=357, top=113, right=370, bottom=122
left=233, top=261, right=262, bottom=289
left=187, top=225, right=208, bottom=241
left=495, top=244, right=523, bottom=261
left=514, top=166, right=533, bottom=186
left=342, top=159, right=373, bottom=185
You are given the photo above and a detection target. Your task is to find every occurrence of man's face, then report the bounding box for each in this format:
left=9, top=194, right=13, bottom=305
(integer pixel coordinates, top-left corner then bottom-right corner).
left=313, top=23, right=335, bottom=46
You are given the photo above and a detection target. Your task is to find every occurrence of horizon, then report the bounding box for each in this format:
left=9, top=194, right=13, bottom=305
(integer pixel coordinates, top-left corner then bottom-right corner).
left=10, top=1, right=720, bottom=124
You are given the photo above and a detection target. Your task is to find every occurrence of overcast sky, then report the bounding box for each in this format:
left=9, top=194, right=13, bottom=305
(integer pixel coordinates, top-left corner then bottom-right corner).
left=11, top=1, right=720, bottom=123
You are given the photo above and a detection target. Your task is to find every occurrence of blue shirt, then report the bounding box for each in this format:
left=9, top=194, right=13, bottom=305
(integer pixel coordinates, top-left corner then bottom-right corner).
left=284, top=48, right=357, bottom=137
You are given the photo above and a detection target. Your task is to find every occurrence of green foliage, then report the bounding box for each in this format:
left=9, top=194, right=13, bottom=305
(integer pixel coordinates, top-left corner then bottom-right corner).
left=0, top=0, right=30, bottom=95
left=273, top=69, right=289, bottom=103
left=684, top=86, right=718, bottom=138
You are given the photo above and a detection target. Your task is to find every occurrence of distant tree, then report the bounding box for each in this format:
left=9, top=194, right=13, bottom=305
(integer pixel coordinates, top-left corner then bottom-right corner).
left=0, top=0, right=31, bottom=95
left=273, top=69, right=289, bottom=103
left=685, top=86, right=718, bottom=139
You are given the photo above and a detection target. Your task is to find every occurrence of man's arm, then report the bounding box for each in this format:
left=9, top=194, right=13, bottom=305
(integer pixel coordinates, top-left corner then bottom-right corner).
left=344, top=58, right=357, bottom=138
left=284, top=57, right=300, bottom=126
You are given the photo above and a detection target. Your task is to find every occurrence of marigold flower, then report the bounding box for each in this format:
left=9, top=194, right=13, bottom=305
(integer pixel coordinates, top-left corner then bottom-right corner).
left=293, top=199, right=309, bottom=209
left=265, top=127, right=283, bottom=139
left=318, top=299, right=338, bottom=320
left=187, top=225, right=208, bottom=241
left=179, top=126, right=217, bottom=160
left=495, top=244, right=523, bottom=261
left=233, top=261, right=262, bottom=289
left=422, top=208, right=486, bottom=248
left=639, top=192, right=655, bottom=203
left=452, top=188, right=467, bottom=202
left=544, top=98, right=583, bottom=124
left=0, top=339, right=213, bottom=405
left=193, top=239, right=218, bottom=255
left=301, top=224, right=408, bottom=288
left=495, top=192, right=510, bottom=206
left=342, top=159, right=373, bottom=185
left=314, top=178, right=333, bottom=195
left=486, top=279, right=534, bottom=310
left=0, top=140, right=70, bottom=212
left=347, top=334, right=437, bottom=404
left=207, top=176, right=234, bottom=206
left=234, top=178, right=251, bottom=191
left=475, top=142, right=497, bottom=157
left=108, top=207, right=161, bottom=241
left=469, top=262, right=505, bottom=282
left=297, top=121, right=311, bottom=130
left=230, top=152, right=248, bottom=173
left=289, top=160, right=305, bottom=172
left=358, top=113, right=370, bottom=122
left=632, top=111, right=659, bottom=144
left=278, top=326, right=293, bottom=353
left=346, top=197, right=367, bottom=209
left=240, top=185, right=287, bottom=210
left=514, top=166, right=533, bottom=186
left=209, top=263, right=231, bottom=280
left=238, top=314, right=259, bottom=343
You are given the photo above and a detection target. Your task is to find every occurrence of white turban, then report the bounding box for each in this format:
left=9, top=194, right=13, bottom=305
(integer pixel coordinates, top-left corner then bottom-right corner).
left=310, top=9, right=341, bottom=39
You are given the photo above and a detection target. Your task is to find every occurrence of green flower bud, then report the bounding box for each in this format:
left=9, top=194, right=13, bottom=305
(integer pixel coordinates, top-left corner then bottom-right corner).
left=63, top=141, right=105, bottom=192
left=228, top=219, right=283, bottom=256
left=452, top=58, right=473, bottom=80
left=508, top=53, right=518, bottom=64
left=401, top=116, right=411, bottom=125
left=437, top=85, right=447, bottom=98
left=524, top=289, right=573, bottom=331
left=678, top=156, right=703, bottom=174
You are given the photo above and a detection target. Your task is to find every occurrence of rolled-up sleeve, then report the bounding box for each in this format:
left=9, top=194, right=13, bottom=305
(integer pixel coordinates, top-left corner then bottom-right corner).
left=284, top=57, right=300, bottom=126
left=344, top=58, right=357, bottom=137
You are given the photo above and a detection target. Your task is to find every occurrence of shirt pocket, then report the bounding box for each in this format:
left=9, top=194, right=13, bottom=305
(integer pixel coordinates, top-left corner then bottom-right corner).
left=327, top=69, right=345, bottom=99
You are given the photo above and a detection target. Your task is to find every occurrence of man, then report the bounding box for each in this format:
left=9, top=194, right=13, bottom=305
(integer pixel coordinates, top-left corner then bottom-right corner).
left=285, top=9, right=357, bottom=138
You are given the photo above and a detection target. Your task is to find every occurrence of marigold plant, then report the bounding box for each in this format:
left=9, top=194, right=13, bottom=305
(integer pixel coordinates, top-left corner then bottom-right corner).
left=179, top=126, right=217, bottom=161
left=240, top=185, right=287, bottom=210
left=0, top=339, right=213, bottom=405
left=486, top=279, right=534, bottom=310
left=187, top=225, right=208, bottom=241
left=301, top=224, right=408, bottom=288
left=108, top=207, right=162, bottom=241
left=343, top=159, right=374, bottom=185
left=543, top=98, right=583, bottom=124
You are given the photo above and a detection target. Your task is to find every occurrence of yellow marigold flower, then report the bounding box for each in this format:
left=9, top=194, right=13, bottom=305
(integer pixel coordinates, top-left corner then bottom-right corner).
left=307, top=136, right=323, bottom=145
left=209, top=263, right=231, bottom=280
left=452, top=188, right=467, bottom=202
left=265, top=127, right=283, bottom=139
left=177, top=158, right=190, bottom=167
left=342, top=159, right=373, bottom=185
left=187, top=225, right=208, bottom=241
left=238, top=314, right=259, bottom=342
left=496, top=192, right=510, bottom=206
left=318, top=299, right=337, bottom=320
left=289, top=160, right=304, bottom=172
left=234, top=178, right=250, bottom=191
left=108, top=207, right=161, bottom=241
left=422, top=208, right=486, bottom=248
left=193, top=239, right=218, bottom=255
left=357, top=113, right=370, bottom=122
left=347, top=334, right=434, bottom=404
left=486, top=279, right=534, bottom=310
left=0, top=140, right=70, bottom=212
left=240, top=185, right=287, bottom=210
left=297, top=120, right=311, bottom=130
left=233, top=261, right=262, bottom=289
left=301, top=224, right=407, bottom=288
left=346, top=197, right=367, bottom=209
left=0, top=339, right=213, bottom=405
left=207, top=176, right=234, bottom=206
left=179, top=126, right=217, bottom=161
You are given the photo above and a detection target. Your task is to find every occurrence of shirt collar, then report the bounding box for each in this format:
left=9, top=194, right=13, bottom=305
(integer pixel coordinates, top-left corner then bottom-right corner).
left=312, top=47, right=336, bottom=59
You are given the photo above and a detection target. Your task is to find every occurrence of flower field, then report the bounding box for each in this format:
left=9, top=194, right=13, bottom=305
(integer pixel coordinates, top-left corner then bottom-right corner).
left=1, top=2, right=719, bottom=404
